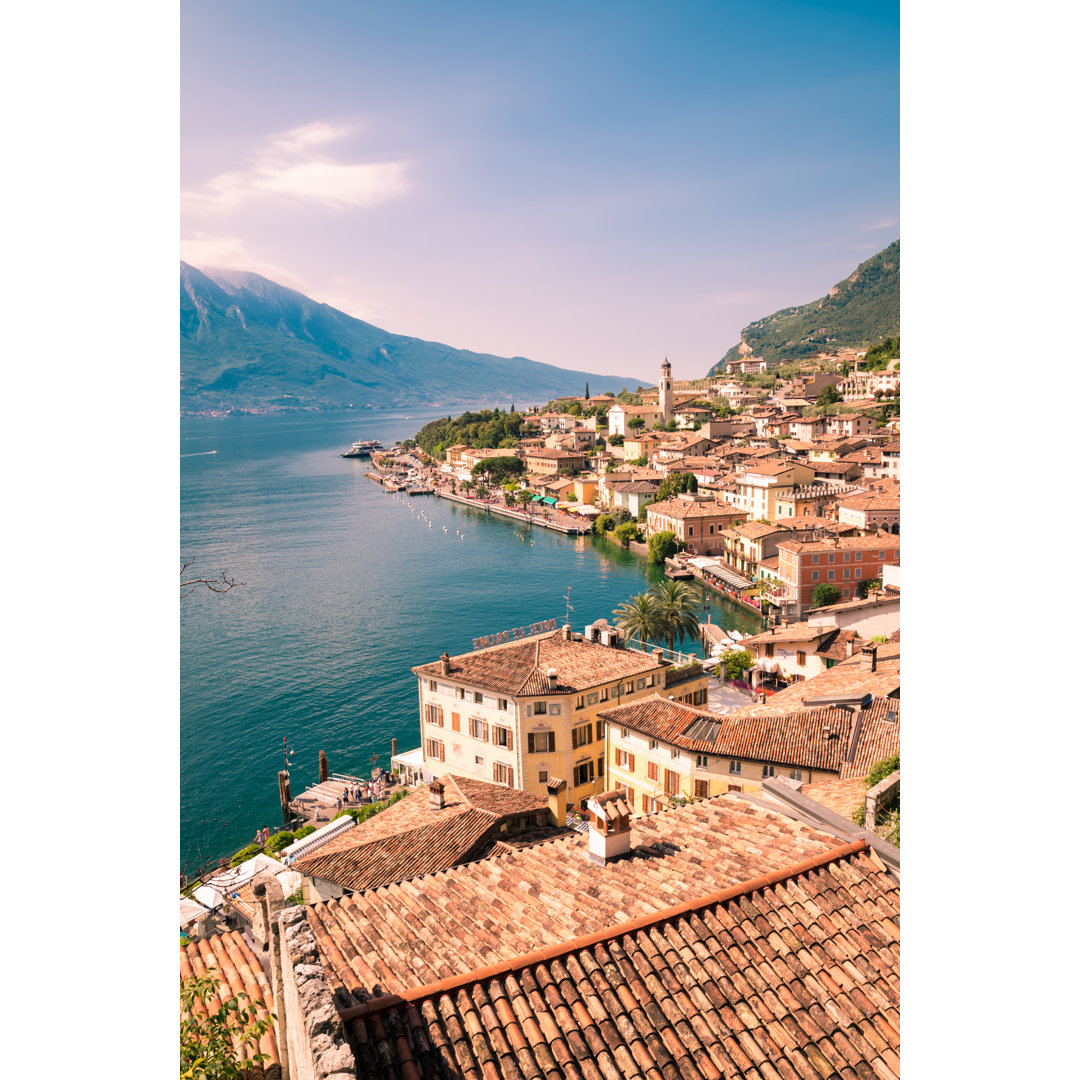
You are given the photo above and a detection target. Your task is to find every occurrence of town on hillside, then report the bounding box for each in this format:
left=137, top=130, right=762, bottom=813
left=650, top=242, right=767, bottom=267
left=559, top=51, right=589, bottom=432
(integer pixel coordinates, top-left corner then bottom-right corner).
left=182, top=348, right=901, bottom=1080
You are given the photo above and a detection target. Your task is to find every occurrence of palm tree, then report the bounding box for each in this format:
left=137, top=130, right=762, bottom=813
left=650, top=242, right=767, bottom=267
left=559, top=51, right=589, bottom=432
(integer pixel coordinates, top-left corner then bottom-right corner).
left=613, top=593, right=663, bottom=650
left=647, top=579, right=702, bottom=654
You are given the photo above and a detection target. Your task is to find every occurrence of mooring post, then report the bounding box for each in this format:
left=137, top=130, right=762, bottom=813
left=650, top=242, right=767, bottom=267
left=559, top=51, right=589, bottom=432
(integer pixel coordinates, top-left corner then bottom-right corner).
left=278, top=769, right=291, bottom=812
left=391, top=737, right=398, bottom=760
left=319, top=750, right=328, bottom=783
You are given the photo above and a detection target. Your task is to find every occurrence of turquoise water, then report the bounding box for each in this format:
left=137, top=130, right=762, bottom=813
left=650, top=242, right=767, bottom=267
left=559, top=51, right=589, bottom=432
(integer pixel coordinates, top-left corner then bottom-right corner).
left=180, top=409, right=761, bottom=871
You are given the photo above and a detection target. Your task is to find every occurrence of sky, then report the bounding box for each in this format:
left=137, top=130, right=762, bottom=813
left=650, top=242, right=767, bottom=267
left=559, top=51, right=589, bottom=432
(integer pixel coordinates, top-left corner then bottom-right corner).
left=181, top=0, right=898, bottom=383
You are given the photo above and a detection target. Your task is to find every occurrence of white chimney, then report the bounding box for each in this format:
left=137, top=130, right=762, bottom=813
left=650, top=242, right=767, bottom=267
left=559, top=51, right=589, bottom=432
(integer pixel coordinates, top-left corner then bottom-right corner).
left=429, top=779, right=446, bottom=810
left=547, top=668, right=558, bottom=691
left=586, top=791, right=633, bottom=866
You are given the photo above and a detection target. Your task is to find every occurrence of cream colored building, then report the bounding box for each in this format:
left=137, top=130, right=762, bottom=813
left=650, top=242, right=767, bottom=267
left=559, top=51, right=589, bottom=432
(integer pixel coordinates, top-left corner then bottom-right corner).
left=411, top=623, right=709, bottom=812
left=728, top=460, right=815, bottom=521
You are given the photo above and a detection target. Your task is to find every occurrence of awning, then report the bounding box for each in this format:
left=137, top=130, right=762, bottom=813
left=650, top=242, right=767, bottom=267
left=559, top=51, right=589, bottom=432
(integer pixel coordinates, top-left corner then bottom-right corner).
left=543, top=497, right=557, bottom=505
left=693, top=560, right=753, bottom=590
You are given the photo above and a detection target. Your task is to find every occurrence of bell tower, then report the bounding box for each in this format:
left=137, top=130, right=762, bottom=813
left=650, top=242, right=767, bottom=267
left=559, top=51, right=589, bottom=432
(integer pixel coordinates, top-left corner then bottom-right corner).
left=659, top=357, right=673, bottom=425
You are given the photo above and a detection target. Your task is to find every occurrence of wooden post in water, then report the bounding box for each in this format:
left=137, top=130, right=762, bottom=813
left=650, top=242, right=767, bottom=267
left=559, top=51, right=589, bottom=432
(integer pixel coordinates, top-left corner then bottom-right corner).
left=278, top=770, right=291, bottom=812
left=319, top=750, right=329, bottom=783
left=391, top=738, right=398, bottom=760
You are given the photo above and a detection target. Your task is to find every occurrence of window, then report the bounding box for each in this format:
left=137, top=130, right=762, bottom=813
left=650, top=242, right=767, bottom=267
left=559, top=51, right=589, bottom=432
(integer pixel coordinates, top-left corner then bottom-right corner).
left=812, top=554, right=819, bottom=564
left=696, top=753, right=708, bottom=768
left=625, top=681, right=634, bottom=694
left=664, top=768, right=679, bottom=796
left=623, top=785, right=636, bottom=809
left=694, top=779, right=709, bottom=798
left=424, top=704, right=444, bottom=727
left=475, top=755, right=484, bottom=766
left=671, top=748, right=680, bottom=760
left=533, top=701, right=547, bottom=715
left=425, top=738, right=445, bottom=762
left=790, top=768, right=803, bottom=781
left=428, top=679, right=437, bottom=691
left=647, top=761, right=659, bottom=781
left=765, top=643, right=774, bottom=658
left=457, top=687, right=465, bottom=700
left=855, top=568, right=862, bottom=579
left=878, top=550, right=885, bottom=559
left=492, top=725, right=513, bottom=750
left=615, top=749, right=635, bottom=770
left=620, top=727, right=628, bottom=739
left=473, top=691, right=484, bottom=704
left=469, top=716, right=488, bottom=741
left=573, top=760, right=595, bottom=787
left=843, top=552, right=850, bottom=562
left=688, top=526, right=694, bottom=536
left=572, top=724, right=593, bottom=749
left=538, top=770, right=548, bottom=783
left=843, top=569, right=850, bottom=580
left=855, top=552, right=862, bottom=562
left=498, top=698, right=508, bottom=711
left=595, top=719, right=605, bottom=740
left=762, top=764, right=775, bottom=778
left=645, top=795, right=658, bottom=813
left=812, top=570, right=819, bottom=581
left=493, top=762, right=514, bottom=786
left=527, top=731, right=555, bottom=753
left=843, top=588, right=849, bottom=597
left=649, top=739, right=658, bottom=750
left=827, top=570, right=835, bottom=580
left=576, top=695, right=585, bottom=709
left=796, top=651, right=806, bottom=666
left=729, top=759, right=742, bottom=775
left=828, top=553, right=835, bottom=563
left=600, top=687, right=609, bottom=702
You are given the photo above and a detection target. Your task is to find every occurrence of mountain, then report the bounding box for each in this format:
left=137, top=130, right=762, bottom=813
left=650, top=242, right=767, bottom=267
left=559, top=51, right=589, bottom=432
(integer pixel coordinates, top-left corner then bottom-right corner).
left=180, top=264, right=644, bottom=414
left=709, top=240, right=899, bottom=374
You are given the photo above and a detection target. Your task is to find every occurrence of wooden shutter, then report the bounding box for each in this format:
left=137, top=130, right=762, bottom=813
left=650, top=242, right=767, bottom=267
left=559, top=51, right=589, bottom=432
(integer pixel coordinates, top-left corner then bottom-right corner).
left=507, top=766, right=514, bottom=787
left=438, top=705, right=444, bottom=726
left=527, top=733, right=535, bottom=753
left=628, top=753, right=635, bottom=771
left=665, top=768, right=678, bottom=795
left=452, top=712, right=460, bottom=732
left=482, top=721, right=489, bottom=742
left=506, top=729, right=513, bottom=751
left=549, top=733, right=556, bottom=752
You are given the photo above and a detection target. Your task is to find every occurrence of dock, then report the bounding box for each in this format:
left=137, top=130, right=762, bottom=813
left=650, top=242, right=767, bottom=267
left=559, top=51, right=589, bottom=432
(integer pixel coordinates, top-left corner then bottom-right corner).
left=434, top=490, right=590, bottom=534
left=286, top=772, right=402, bottom=826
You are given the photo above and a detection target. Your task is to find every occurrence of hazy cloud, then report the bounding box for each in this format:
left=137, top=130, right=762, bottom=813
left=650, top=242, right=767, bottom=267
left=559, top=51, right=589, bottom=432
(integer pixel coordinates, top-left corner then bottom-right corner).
left=179, top=234, right=307, bottom=288
left=182, top=123, right=409, bottom=214
left=861, top=219, right=897, bottom=230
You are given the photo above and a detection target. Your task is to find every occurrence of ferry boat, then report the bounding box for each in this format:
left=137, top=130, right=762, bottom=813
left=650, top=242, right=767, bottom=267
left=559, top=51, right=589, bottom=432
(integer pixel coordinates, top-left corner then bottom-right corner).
left=341, top=439, right=385, bottom=459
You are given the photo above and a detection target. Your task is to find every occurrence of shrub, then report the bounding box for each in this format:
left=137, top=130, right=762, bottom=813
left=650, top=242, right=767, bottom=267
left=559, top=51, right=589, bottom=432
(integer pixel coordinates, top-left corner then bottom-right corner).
left=723, top=650, right=754, bottom=681
left=811, top=583, right=841, bottom=607
left=293, top=824, right=316, bottom=839
left=229, top=843, right=262, bottom=867
left=265, top=831, right=294, bottom=854
left=647, top=530, right=679, bottom=565
left=608, top=506, right=633, bottom=527
left=613, top=522, right=639, bottom=547
left=591, top=513, right=612, bottom=535
left=864, top=755, right=900, bottom=788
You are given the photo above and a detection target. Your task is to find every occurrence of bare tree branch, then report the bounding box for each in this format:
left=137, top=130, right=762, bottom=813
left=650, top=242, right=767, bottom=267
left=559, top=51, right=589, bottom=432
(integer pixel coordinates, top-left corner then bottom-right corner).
left=181, top=557, right=243, bottom=597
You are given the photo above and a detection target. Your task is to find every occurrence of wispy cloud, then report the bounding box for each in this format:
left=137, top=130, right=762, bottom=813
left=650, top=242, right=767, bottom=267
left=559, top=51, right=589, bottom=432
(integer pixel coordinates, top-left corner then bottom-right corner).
left=180, top=234, right=307, bottom=287
left=182, top=122, right=410, bottom=214
left=860, top=219, right=897, bottom=231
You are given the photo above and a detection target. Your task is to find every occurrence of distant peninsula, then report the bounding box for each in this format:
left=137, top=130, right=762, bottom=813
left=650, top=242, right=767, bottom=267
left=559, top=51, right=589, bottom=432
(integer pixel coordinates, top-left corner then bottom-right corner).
left=709, top=240, right=899, bottom=374
left=180, top=263, right=644, bottom=415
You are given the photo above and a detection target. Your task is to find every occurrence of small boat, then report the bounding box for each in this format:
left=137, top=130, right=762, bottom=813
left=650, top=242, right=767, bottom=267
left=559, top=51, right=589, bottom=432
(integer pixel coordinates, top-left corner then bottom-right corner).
left=341, top=439, right=385, bottom=459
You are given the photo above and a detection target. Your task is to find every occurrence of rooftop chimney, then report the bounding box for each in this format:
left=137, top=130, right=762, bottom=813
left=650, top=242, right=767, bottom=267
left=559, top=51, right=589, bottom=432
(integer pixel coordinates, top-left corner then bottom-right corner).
left=547, top=668, right=558, bottom=691
left=652, top=648, right=664, bottom=664
left=845, top=638, right=856, bottom=659
left=429, top=779, right=446, bottom=811
left=562, top=623, right=573, bottom=641
left=546, top=777, right=567, bottom=827
left=586, top=791, right=633, bottom=865
left=860, top=644, right=878, bottom=673
left=439, top=652, right=451, bottom=676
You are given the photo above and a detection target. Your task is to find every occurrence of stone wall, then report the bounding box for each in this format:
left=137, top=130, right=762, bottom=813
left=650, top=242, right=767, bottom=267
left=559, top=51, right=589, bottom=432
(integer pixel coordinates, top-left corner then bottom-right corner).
left=277, top=908, right=355, bottom=1080
left=865, top=769, right=900, bottom=828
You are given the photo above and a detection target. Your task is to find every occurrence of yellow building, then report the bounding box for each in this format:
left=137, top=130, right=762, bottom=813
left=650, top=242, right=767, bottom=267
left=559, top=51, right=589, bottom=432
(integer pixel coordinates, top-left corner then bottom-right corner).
left=599, top=694, right=900, bottom=816
left=572, top=475, right=598, bottom=505
left=411, top=622, right=709, bottom=813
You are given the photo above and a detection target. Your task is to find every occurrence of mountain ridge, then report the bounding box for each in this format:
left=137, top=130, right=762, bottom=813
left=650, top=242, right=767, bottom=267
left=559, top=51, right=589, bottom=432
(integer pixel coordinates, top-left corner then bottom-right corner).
left=708, top=241, right=899, bottom=374
left=180, top=263, right=645, bottom=414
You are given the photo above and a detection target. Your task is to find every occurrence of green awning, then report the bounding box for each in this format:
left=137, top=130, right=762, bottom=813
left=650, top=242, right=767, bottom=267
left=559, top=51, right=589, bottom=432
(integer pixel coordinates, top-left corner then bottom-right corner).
left=532, top=494, right=544, bottom=502
left=543, top=496, right=557, bottom=505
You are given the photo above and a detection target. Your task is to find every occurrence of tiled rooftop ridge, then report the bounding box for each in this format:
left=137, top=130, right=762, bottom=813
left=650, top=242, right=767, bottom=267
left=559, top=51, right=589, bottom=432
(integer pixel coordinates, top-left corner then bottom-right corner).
left=338, top=837, right=869, bottom=1023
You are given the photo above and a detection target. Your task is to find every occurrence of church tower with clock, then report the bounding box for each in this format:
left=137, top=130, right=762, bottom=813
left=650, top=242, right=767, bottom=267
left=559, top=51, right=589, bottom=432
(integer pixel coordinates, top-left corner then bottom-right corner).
left=659, top=357, right=673, bottom=425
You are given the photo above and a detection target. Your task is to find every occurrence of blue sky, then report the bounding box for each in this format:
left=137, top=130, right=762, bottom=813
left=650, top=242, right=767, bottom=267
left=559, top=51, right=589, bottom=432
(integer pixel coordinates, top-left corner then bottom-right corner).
left=181, top=0, right=898, bottom=382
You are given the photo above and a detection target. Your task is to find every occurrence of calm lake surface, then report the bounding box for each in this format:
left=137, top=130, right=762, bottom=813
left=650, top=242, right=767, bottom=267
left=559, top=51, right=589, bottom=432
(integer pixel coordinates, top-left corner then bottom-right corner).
left=180, top=408, right=761, bottom=870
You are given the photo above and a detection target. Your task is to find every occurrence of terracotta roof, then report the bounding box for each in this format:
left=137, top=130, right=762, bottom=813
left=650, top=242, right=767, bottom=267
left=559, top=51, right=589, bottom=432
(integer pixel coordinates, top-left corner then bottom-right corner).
left=740, top=621, right=830, bottom=646
left=337, top=840, right=899, bottom=1080
left=609, top=480, right=661, bottom=494
left=739, top=641, right=901, bottom=715
left=800, top=776, right=869, bottom=819
left=180, top=931, right=280, bottom=1077
left=839, top=492, right=900, bottom=512
left=601, top=693, right=900, bottom=775
left=304, top=795, right=847, bottom=1004
left=647, top=497, right=743, bottom=520
left=778, top=534, right=901, bottom=554
left=412, top=630, right=662, bottom=696
left=814, top=628, right=862, bottom=662
left=293, top=776, right=557, bottom=892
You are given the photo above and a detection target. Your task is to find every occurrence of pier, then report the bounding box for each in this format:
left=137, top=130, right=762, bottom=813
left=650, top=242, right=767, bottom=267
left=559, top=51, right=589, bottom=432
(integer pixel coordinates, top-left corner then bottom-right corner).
left=433, top=489, right=590, bottom=534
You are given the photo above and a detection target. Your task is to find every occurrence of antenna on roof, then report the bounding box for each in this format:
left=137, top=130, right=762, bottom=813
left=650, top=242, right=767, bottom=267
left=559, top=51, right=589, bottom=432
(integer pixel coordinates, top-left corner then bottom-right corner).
left=563, top=585, right=574, bottom=628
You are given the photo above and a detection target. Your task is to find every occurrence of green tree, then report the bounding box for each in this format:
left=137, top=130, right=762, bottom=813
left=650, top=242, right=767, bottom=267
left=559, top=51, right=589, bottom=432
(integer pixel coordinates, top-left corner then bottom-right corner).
left=721, top=649, right=754, bottom=682
left=817, top=384, right=842, bottom=406
left=591, top=513, right=613, bottom=535
left=647, top=530, right=679, bottom=565
left=608, top=506, right=633, bottom=527
left=811, top=582, right=841, bottom=607
left=472, top=455, right=524, bottom=484
left=584, top=381, right=590, bottom=399
left=613, top=521, right=639, bottom=546
left=180, top=972, right=273, bottom=1080
left=627, top=416, right=646, bottom=431
left=647, top=579, right=701, bottom=652
left=613, top=592, right=663, bottom=647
